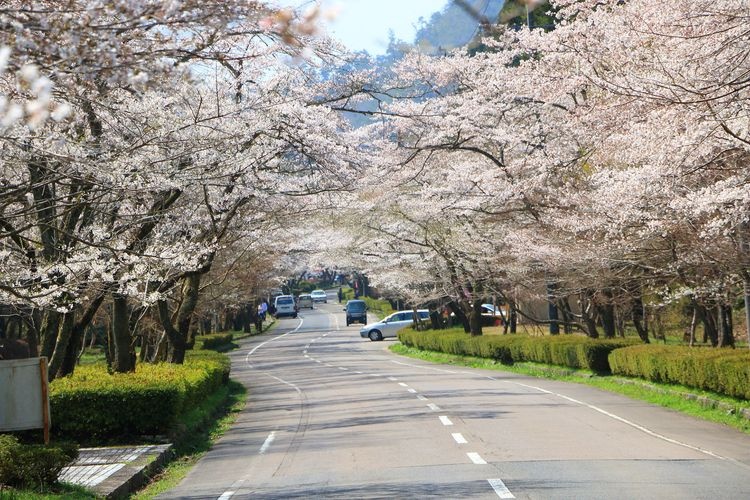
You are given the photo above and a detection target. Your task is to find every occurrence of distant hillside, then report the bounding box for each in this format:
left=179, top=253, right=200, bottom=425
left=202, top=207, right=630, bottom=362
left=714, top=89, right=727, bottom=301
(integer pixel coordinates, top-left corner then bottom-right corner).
left=413, top=0, right=506, bottom=54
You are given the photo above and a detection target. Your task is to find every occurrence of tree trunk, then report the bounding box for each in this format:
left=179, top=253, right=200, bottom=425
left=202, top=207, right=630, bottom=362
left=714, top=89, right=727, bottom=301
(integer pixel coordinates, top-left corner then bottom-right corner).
left=449, top=301, right=470, bottom=333
left=58, top=294, right=106, bottom=377
left=26, top=309, right=41, bottom=357
left=158, top=274, right=202, bottom=364
left=47, top=312, right=75, bottom=381
left=580, top=290, right=599, bottom=338
left=57, top=322, right=84, bottom=379
left=559, top=298, right=574, bottom=334
left=111, top=293, right=135, bottom=372
left=597, top=289, right=616, bottom=338
left=39, top=310, right=61, bottom=359
left=696, top=304, right=718, bottom=346
left=744, top=273, right=750, bottom=349
left=547, top=281, right=559, bottom=334
left=631, top=295, right=649, bottom=343
left=469, top=299, right=483, bottom=336
left=718, top=303, right=734, bottom=348
left=689, top=307, right=698, bottom=347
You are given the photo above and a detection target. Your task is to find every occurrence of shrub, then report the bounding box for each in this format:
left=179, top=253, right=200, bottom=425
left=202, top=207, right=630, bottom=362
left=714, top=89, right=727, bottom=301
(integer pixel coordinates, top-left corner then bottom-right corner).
left=195, top=332, right=234, bottom=350
left=0, top=435, right=78, bottom=491
left=362, top=296, right=394, bottom=317
left=49, top=351, right=230, bottom=443
left=609, top=345, right=750, bottom=399
left=398, top=328, right=636, bottom=373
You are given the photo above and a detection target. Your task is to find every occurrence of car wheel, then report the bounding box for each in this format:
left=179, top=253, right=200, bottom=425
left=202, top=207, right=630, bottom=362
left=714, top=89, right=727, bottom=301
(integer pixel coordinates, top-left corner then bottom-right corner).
left=346, top=320, right=350, bottom=326
left=368, top=330, right=382, bottom=341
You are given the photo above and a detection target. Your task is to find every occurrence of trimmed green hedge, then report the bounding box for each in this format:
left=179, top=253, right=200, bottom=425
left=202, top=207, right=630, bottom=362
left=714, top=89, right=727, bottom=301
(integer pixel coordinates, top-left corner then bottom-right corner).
left=0, top=435, right=78, bottom=490
left=195, top=332, right=234, bottom=350
left=398, top=329, right=638, bottom=373
left=609, top=345, right=750, bottom=400
left=50, top=350, right=230, bottom=443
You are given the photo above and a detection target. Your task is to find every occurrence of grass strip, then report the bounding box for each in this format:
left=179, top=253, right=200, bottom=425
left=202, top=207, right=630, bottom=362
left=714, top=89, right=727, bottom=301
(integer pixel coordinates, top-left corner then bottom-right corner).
left=390, top=344, right=750, bottom=435
left=131, top=379, right=247, bottom=499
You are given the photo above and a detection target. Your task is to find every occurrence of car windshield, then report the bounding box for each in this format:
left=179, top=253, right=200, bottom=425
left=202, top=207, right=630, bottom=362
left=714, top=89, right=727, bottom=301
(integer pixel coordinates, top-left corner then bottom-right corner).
left=347, top=302, right=366, bottom=312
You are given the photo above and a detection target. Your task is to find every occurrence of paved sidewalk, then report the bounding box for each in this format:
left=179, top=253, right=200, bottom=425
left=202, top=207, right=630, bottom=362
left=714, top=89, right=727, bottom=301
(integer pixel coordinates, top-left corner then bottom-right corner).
left=59, top=444, right=172, bottom=498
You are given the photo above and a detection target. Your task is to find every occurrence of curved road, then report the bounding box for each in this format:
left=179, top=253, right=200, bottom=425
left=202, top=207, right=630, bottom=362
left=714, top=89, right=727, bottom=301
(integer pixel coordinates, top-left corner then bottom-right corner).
left=160, top=296, right=750, bottom=499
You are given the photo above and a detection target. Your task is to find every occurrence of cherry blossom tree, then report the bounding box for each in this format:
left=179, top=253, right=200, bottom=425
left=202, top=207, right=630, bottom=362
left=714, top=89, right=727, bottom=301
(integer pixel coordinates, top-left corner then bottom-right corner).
left=0, top=0, right=359, bottom=376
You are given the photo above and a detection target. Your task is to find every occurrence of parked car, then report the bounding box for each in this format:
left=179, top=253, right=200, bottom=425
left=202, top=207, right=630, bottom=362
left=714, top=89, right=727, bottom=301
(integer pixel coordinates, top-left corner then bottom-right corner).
left=274, top=295, right=297, bottom=318
left=360, top=309, right=430, bottom=341
left=310, top=289, right=328, bottom=303
left=344, top=299, right=368, bottom=326
left=481, top=303, right=505, bottom=326
left=297, top=294, right=314, bottom=309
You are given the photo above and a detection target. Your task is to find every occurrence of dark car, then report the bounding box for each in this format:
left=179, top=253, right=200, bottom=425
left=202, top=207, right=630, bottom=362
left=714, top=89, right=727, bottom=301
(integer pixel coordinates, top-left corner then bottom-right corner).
left=344, top=300, right=367, bottom=326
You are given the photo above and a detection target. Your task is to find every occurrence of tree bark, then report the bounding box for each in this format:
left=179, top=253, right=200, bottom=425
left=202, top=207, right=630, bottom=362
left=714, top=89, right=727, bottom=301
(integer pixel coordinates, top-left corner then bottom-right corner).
left=631, top=295, right=649, bottom=343
left=580, top=290, right=599, bottom=338
left=696, top=304, right=718, bottom=347
left=158, top=274, right=202, bottom=364
left=469, top=299, right=483, bottom=336
left=39, top=310, right=61, bottom=359
left=597, top=289, right=616, bottom=338
left=448, top=300, right=470, bottom=333
left=547, top=281, right=560, bottom=334
left=111, top=293, right=136, bottom=372
left=47, top=312, right=75, bottom=381
left=689, top=306, right=698, bottom=347
left=718, top=303, right=734, bottom=348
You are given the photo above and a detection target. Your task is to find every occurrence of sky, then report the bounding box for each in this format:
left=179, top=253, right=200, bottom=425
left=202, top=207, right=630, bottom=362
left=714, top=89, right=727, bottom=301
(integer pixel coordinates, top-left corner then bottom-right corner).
left=282, top=0, right=450, bottom=54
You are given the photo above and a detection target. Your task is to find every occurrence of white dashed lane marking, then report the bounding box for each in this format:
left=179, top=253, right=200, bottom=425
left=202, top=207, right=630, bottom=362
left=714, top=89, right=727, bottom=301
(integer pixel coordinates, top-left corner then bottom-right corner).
left=467, top=452, right=487, bottom=465
left=427, top=403, right=441, bottom=411
left=452, top=433, right=468, bottom=444
left=439, top=416, right=453, bottom=426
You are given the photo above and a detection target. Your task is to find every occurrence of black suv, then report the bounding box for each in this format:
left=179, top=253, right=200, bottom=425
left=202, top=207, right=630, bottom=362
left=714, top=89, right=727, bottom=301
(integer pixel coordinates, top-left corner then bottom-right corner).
left=344, top=300, right=367, bottom=326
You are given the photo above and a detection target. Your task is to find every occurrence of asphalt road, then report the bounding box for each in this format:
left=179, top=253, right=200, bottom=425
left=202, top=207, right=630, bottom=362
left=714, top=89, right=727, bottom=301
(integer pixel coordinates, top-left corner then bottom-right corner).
left=160, top=295, right=750, bottom=499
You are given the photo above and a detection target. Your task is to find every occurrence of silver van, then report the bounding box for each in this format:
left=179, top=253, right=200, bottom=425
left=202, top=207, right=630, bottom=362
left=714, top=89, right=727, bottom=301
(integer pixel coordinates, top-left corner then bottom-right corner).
left=274, top=295, right=297, bottom=318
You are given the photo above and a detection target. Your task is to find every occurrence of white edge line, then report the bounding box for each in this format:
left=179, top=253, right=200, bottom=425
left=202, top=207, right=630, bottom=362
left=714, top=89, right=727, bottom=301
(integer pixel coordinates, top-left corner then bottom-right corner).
left=513, top=381, right=730, bottom=461
left=245, top=318, right=304, bottom=363
left=391, top=359, right=457, bottom=374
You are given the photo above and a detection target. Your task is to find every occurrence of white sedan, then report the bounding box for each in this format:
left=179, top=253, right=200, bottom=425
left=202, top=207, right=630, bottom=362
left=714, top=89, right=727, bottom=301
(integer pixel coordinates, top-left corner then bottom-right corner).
left=310, top=289, right=328, bottom=303
left=360, top=310, right=430, bottom=341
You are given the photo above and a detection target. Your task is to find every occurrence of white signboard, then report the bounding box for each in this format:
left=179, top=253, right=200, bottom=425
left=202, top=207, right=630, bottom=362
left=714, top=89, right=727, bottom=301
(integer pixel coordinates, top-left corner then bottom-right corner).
left=0, top=357, right=50, bottom=440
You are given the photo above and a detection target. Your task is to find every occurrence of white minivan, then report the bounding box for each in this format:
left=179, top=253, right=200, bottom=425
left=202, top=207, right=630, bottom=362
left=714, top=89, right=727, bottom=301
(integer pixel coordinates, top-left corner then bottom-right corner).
left=274, top=295, right=297, bottom=318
